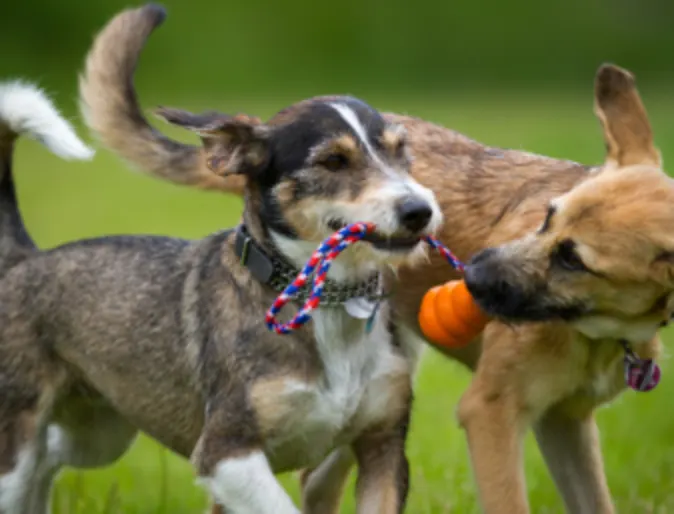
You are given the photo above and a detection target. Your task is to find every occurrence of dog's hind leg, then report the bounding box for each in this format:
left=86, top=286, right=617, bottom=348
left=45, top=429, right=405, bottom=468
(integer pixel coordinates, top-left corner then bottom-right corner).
left=534, top=408, right=615, bottom=514
left=14, top=396, right=138, bottom=514
left=48, top=394, right=138, bottom=471
left=0, top=389, right=60, bottom=514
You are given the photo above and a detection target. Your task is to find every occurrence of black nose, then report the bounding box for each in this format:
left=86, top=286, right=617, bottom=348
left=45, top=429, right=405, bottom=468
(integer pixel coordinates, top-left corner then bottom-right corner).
left=397, top=198, right=433, bottom=233
left=464, top=250, right=507, bottom=303
left=463, top=262, right=492, bottom=299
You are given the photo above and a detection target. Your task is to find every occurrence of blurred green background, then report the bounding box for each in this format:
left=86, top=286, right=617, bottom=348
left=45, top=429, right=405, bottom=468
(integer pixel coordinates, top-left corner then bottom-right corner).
left=4, top=1, right=674, bottom=512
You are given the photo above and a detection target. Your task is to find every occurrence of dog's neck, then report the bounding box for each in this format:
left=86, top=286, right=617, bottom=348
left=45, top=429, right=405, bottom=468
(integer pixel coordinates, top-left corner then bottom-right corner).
left=237, top=208, right=384, bottom=307
left=241, top=196, right=382, bottom=286
left=572, top=292, right=673, bottom=345
left=270, top=233, right=381, bottom=285
left=572, top=314, right=663, bottom=345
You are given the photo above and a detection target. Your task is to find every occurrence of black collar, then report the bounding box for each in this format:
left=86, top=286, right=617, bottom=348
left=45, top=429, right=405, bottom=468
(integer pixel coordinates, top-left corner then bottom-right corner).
left=233, top=224, right=384, bottom=306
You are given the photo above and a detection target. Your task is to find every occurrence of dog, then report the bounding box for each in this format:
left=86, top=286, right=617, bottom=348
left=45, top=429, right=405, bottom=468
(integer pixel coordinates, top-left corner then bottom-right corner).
left=80, top=6, right=674, bottom=513
left=0, top=4, right=446, bottom=514
left=301, top=69, right=673, bottom=513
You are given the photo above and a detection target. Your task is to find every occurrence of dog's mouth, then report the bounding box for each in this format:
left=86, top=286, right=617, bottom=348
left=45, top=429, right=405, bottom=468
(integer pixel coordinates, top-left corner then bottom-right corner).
left=327, top=220, right=422, bottom=252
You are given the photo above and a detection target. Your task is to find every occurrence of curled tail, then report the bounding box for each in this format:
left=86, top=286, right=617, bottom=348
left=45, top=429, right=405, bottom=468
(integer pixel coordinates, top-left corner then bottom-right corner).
left=78, top=3, right=244, bottom=195
left=0, top=81, right=94, bottom=271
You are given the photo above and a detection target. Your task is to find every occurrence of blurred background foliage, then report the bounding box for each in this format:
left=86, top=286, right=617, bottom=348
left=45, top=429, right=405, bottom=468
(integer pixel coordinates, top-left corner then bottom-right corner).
left=4, top=0, right=674, bottom=101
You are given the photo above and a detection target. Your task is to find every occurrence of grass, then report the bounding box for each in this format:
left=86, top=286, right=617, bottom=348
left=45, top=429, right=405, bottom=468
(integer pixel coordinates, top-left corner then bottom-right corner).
left=11, top=88, right=674, bottom=513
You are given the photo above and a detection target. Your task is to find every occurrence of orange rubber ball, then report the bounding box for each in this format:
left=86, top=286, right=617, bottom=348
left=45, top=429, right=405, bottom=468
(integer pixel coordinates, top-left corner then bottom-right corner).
left=418, top=279, right=490, bottom=349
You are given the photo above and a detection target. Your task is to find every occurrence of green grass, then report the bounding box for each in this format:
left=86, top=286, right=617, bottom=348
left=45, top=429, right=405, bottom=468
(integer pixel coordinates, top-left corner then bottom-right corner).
left=12, top=89, right=674, bottom=513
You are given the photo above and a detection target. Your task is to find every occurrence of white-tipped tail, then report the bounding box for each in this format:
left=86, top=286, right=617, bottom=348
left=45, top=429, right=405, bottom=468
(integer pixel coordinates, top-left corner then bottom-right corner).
left=0, top=81, right=94, bottom=160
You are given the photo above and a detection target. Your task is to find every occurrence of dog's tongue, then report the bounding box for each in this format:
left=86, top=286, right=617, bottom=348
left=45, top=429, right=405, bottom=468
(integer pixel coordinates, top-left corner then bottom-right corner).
left=625, top=358, right=661, bottom=392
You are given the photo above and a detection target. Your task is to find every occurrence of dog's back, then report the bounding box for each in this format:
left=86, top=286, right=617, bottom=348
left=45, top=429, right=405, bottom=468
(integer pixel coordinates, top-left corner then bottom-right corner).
left=0, top=82, right=94, bottom=274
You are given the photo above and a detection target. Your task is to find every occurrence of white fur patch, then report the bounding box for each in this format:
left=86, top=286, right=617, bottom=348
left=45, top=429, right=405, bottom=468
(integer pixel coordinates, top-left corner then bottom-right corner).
left=253, top=303, right=410, bottom=472
left=330, top=103, right=388, bottom=171
left=0, top=445, right=36, bottom=514
left=329, top=102, right=442, bottom=234
left=199, top=452, right=299, bottom=514
left=0, top=81, right=94, bottom=160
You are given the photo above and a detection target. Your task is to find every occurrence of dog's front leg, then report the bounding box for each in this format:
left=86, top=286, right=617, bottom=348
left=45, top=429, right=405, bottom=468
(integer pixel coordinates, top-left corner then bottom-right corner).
left=351, top=415, right=410, bottom=514
left=534, top=407, right=614, bottom=514
left=458, top=383, right=530, bottom=514
left=196, top=448, right=298, bottom=514
left=193, top=416, right=299, bottom=514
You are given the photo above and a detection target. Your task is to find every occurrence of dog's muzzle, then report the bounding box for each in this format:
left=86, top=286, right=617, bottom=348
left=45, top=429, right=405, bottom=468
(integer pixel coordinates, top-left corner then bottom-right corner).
left=464, top=248, right=586, bottom=322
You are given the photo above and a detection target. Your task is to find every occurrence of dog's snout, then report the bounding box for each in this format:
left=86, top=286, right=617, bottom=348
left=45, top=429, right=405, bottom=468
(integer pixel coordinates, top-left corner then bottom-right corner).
left=397, top=197, right=433, bottom=233
left=463, top=249, right=513, bottom=312
left=463, top=262, right=496, bottom=300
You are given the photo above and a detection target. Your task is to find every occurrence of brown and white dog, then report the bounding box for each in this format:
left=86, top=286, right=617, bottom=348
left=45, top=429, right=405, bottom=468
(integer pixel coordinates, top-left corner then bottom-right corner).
left=0, top=5, right=444, bottom=514
left=79, top=6, right=674, bottom=514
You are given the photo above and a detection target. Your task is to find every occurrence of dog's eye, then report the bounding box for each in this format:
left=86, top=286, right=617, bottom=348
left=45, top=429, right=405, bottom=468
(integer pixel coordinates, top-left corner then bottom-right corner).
left=553, top=239, right=588, bottom=272
left=320, top=154, right=349, bottom=172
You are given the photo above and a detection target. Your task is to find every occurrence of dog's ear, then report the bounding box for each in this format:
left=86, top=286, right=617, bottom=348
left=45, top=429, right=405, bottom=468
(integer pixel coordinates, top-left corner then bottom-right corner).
left=155, top=107, right=270, bottom=177
left=594, top=64, right=661, bottom=170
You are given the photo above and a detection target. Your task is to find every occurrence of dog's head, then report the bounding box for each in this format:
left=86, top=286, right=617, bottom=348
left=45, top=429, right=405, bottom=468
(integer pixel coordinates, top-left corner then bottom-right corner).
left=464, top=64, right=674, bottom=342
left=156, top=97, right=442, bottom=279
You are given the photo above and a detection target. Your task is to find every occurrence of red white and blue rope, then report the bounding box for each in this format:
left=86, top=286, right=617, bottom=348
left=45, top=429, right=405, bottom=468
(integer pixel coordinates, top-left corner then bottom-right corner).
left=265, top=222, right=464, bottom=334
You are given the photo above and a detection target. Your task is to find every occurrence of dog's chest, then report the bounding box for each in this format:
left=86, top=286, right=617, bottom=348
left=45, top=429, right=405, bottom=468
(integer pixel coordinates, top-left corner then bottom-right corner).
left=252, top=308, right=409, bottom=472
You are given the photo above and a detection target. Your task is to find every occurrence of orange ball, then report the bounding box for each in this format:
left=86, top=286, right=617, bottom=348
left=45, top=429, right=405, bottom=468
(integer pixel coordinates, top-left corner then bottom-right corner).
left=418, top=279, right=490, bottom=349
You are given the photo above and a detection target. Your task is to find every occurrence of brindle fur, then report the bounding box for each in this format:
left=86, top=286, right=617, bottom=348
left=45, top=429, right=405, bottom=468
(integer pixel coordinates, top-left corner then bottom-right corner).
left=80, top=10, right=674, bottom=513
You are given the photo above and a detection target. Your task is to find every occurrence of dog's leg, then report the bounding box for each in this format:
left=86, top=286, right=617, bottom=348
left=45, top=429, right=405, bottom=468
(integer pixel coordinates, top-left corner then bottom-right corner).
left=48, top=401, right=138, bottom=470
left=458, top=382, right=530, bottom=514
left=26, top=429, right=63, bottom=514
left=197, top=450, right=298, bottom=514
left=13, top=400, right=138, bottom=514
left=0, top=441, right=38, bottom=514
left=351, top=414, right=410, bottom=514
left=534, top=408, right=614, bottom=514
left=300, top=446, right=355, bottom=514
left=298, top=324, right=423, bottom=514
left=0, top=415, right=52, bottom=514
left=193, top=410, right=299, bottom=514
left=0, top=378, right=63, bottom=514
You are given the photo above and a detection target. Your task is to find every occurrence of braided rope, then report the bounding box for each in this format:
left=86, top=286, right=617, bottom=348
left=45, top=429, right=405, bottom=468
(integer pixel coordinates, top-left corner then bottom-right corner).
left=265, top=223, right=464, bottom=334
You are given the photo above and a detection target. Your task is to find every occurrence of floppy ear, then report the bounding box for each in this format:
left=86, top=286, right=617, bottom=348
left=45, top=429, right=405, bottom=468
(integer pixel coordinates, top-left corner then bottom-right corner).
left=155, top=107, right=271, bottom=177
left=594, top=64, right=661, bottom=169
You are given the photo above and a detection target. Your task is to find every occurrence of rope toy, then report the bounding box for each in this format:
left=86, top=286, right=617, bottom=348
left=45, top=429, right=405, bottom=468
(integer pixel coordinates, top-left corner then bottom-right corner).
left=265, top=222, right=463, bottom=335
left=264, top=223, right=662, bottom=393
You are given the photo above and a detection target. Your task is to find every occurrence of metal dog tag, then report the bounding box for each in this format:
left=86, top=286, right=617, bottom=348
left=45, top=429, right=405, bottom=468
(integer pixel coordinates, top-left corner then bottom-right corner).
left=344, top=296, right=377, bottom=320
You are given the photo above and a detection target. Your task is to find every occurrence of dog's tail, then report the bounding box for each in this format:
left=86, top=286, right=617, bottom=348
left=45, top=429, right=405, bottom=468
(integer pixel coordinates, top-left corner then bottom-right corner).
left=0, top=81, right=94, bottom=272
left=78, top=3, right=244, bottom=195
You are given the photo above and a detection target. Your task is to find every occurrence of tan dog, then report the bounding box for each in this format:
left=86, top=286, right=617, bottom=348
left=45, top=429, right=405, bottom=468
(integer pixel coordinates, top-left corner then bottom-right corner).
left=300, top=66, right=671, bottom=514
left=79, top=5, right=669, bottom=513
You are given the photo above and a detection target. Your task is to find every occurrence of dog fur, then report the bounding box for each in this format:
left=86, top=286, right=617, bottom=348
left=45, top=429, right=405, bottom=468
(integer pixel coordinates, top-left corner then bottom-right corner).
left=0, top=5, right=447, bottom=514
left=78, top=7, right=674, bottom=513
left=0, top=82, right=95, bottom=513
left=297, top=68, right=672, bottom=514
